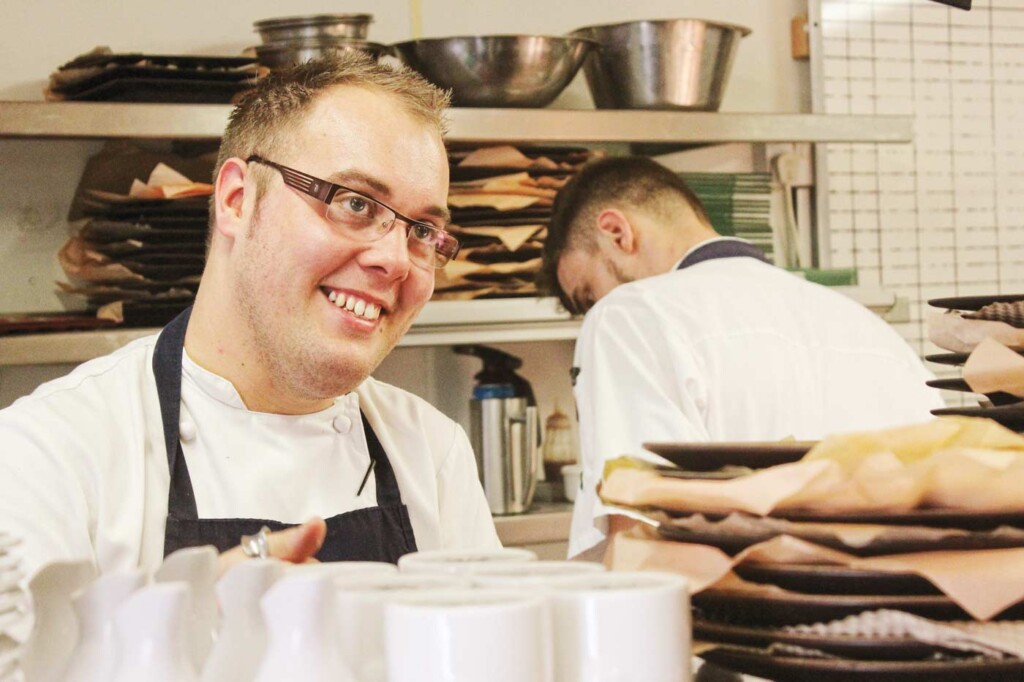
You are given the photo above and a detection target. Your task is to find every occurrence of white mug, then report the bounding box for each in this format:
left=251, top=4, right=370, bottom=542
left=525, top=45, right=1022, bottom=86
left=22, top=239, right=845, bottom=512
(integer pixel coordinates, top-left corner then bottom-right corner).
left=466, top=559, right=605, bottom=588
left=334, top=572, right=470, bottom=682
left=384, top=588, right=553, bottom=682
left=547, top=571, right=691, bottom=682
left=396, top=547, right=536, bottom=574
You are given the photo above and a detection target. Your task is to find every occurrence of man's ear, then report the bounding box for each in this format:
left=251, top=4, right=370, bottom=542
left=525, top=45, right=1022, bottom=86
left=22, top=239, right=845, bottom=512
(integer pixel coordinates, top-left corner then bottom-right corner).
left=213, top=158, right=250, bottom=240
left=594, top=208, right=637, bottom=255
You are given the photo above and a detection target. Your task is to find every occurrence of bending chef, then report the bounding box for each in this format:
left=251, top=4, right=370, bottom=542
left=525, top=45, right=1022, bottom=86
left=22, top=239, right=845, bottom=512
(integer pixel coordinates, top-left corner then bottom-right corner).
left=539, top=156, right=943, bottom=559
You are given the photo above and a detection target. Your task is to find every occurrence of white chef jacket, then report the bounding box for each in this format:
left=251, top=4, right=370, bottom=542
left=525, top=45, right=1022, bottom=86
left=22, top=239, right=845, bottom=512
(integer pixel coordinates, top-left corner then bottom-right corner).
left=0, top=334, right=500, bottom=580
left=569, top=245, right=944, bottom=557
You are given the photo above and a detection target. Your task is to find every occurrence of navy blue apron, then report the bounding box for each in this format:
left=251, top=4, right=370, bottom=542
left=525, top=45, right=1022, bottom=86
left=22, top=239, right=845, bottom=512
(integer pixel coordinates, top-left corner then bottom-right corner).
left=154, top=307, right=418, bottom=563
left=676, top=238, right=770, bottom=270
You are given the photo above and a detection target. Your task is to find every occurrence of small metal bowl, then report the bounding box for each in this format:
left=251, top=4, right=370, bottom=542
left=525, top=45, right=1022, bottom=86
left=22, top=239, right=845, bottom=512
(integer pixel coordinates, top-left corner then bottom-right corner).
left=253, top=14, right=373, bottom=43
left=391, top=35, right=596, bottom=108
left=255, top=39, right=389, bottom=69
left=570, top=18, right=751, bottom=111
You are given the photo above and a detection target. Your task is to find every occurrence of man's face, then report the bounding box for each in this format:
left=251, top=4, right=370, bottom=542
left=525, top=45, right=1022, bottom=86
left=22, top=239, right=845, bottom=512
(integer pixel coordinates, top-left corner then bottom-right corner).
left=556, top=246, right=635, bottom=315
left=231, top=85, right=449, bottom=400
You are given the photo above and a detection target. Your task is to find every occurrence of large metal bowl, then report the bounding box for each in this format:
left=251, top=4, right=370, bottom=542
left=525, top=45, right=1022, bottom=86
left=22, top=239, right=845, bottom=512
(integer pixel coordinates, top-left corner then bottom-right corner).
left=255, top=38, right=389, bottom=68
left=391, top=35, right=596, bottom=108
left=569, top=18, right=751, bottom=111
left=254, top=14, right=373, bottom=43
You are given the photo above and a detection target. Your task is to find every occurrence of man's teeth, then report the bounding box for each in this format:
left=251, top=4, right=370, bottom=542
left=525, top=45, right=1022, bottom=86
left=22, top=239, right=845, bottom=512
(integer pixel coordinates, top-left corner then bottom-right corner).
left=327, top=290, right=381, bottom=320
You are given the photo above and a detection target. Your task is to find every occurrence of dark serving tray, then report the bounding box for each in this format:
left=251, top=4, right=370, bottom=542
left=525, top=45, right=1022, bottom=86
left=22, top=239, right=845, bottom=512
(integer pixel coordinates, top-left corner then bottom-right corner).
left=62, top=77, right=252, bottom=104
left=643, top=441, right=814, bottom=471
left=58, top=52, right=254, bottom=71
left=701, top=647, right=1024, bottom=682
left=53, top=65, right=256, bottom=97
left=692, top=587, right=1024, bottom=626
left=658, top=515, right=1024, bottom=557
left=927, top=293, right=1024, bottom=311
left=732, top=563, right=940, bottom=597
left=931, top=402, right=1024, bottom=430
left=694, top=619, right=938, bottom=661
left=925, top=377, right=1021, bottom=406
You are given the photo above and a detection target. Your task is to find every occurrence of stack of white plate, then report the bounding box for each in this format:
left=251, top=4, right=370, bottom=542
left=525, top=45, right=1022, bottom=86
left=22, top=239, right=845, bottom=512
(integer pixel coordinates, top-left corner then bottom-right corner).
left=0, top=532, right=27, bottom=681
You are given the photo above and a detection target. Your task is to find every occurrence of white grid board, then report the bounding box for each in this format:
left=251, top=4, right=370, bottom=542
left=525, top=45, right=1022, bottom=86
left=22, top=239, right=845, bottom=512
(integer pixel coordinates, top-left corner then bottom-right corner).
left=815, top=0, right=1024, bottom=399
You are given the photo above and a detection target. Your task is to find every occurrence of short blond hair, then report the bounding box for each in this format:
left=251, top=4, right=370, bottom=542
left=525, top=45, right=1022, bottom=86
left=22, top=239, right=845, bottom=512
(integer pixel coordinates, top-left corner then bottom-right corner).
left=210, top=52, right=450, bottom=225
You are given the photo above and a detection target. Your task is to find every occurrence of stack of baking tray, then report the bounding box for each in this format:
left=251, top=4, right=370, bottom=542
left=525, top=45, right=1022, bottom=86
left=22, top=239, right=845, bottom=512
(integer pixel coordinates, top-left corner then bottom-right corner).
left=433, top=144, right=599, bottom=301
left=630, top=442, right=1024, bottom=681
left=45, top=49, right=256, bottom=103
left=59, top=192, right=207, bottom=327
left=926, top=294, right=1024, bottom=431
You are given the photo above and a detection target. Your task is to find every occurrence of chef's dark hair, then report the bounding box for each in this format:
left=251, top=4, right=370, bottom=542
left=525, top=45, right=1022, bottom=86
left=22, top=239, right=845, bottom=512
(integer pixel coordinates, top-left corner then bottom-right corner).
left=539, top=156, right=712, bottom=312
left=208, top=51, right=450, bottom=233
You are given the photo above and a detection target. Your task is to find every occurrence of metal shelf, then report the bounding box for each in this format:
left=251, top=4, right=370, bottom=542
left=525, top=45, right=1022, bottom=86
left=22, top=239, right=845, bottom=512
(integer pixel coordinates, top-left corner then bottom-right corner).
left=0, top=298, right=580, bottom=366
left=0, top=101, right=913, bottom=144
left=0, top=288, right=899, bottom=367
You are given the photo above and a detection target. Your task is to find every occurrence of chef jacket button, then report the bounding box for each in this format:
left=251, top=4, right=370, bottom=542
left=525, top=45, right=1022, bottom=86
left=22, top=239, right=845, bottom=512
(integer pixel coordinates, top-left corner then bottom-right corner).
left=179, top=421, right=197, bottom=442
left=333, top=414, right=353, bottom=434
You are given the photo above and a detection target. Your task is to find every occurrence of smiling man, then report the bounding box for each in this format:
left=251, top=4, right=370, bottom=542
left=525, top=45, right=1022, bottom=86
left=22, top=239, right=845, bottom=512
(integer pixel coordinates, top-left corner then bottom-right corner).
left=0, top=54, right=500, bottom=579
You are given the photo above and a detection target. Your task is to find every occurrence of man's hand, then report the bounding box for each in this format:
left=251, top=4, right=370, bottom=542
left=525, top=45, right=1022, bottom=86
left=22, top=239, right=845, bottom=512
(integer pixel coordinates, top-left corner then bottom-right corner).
left=217, top=517, right=328, bottom=575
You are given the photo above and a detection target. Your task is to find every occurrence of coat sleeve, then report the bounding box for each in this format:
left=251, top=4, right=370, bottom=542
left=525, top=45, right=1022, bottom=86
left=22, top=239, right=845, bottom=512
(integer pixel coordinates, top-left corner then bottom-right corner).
left=568, top=296, right=711, bottom=557
left=0, top=400, right=97, bottom=582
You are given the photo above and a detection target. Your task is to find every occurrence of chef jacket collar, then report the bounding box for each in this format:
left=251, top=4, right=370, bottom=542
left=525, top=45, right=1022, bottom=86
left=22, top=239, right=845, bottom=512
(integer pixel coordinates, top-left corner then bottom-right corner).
left=180, top=350, right=357, bottom=418
left=670, top=236, right=758, bottom=272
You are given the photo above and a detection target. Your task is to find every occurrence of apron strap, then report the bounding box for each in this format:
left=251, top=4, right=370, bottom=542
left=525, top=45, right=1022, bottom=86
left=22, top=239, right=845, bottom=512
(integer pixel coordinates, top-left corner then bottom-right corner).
left=363, top=412, right=404, bottom=506
left=153, top=306, right=199, bottom=520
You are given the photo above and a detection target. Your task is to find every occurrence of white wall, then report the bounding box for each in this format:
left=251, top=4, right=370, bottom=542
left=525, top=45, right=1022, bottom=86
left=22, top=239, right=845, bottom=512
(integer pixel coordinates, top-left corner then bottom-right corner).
left=0, top=1, right=813, bottom=429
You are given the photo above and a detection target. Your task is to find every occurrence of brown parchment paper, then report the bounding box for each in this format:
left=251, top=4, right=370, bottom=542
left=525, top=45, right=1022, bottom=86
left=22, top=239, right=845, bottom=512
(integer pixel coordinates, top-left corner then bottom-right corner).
left=928, top=308, right=1024, bottom=352
left=964, top=338, right=1024, bottom=398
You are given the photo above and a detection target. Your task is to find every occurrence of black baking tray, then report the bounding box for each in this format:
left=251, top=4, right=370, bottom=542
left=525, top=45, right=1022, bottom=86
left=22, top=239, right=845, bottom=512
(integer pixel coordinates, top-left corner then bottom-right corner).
left=61, top=77, right=252, bottom=103
left=58, top=52, right=254, bottom=71
left=732, top=563, right=940, bottom=596
left=927, top=293, right=1024, bottom=311
left=925, top=377, right=1021, bottom=406
left=53, top=65, right=256, bottom=97
left=700, top=647, right=1024, bottom=682
left=931, top=402, right=1024, bottom=430
left=694, top=619, right=938, bottom=661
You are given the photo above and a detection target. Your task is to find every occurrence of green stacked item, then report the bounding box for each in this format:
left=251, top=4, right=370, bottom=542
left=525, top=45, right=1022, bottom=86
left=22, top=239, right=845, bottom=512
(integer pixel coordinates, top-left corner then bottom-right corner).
left=679, top=173, right=774, bottom=261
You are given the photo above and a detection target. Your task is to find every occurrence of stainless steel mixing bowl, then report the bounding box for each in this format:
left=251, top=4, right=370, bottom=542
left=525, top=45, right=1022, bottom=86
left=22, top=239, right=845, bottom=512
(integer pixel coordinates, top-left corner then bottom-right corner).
left=254, top=14, right=373, bottom=43
left=255, top=38, right=389, bottom=68
left=569, top=18, right=751, bottom=111
left=391, top=35, right=597, bottom=108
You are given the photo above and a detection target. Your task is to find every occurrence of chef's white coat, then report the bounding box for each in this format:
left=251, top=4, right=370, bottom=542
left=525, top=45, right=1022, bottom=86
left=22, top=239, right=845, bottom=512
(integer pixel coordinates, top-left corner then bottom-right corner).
left=0, top=334, right=500, bottom=579
left=569, top=249, right=944, bottom=557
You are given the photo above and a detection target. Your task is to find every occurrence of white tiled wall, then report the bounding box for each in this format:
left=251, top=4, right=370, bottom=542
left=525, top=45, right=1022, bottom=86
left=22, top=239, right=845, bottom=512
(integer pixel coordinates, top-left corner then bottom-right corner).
left=816, top=0, right=1024, bottom=390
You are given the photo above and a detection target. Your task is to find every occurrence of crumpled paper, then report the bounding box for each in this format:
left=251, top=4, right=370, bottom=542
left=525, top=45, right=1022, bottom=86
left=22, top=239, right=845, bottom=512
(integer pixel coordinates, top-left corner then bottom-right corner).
left=964, top=338, right=1024, bottom=398
left=601, top=417, right=1024, bottom=515
left=928, top=308, right=1024, bottom=353
left=127, top=163, right=212, bottom=199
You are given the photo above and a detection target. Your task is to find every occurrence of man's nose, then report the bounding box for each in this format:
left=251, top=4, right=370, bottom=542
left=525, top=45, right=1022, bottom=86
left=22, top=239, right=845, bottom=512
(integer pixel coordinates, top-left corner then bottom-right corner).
left=363, top=220, right=413, bottom=277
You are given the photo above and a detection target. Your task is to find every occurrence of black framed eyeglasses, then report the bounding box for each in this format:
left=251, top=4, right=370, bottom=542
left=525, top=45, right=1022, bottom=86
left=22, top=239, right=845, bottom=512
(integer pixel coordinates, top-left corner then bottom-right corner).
left=246, top=155, right=460, bottom=269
